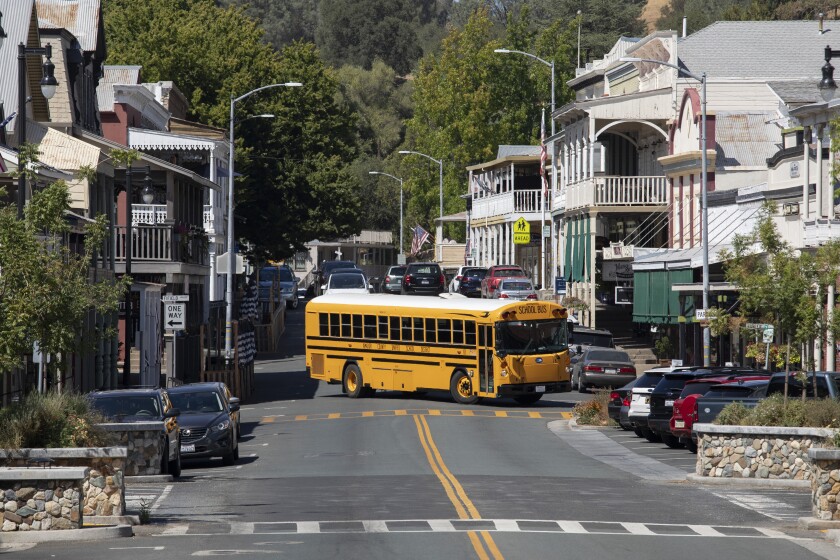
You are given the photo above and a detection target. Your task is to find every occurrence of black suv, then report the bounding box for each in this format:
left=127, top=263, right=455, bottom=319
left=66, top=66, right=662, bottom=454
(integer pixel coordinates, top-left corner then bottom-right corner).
left=88, top=388, right=182, bottom=476
left=167, top=382, right=241, bottom=466
left=456, top=267, right=487, bottom=298
left=314, top=260, right=358, bottom=296
left=401, top=262, right=445, bottom=295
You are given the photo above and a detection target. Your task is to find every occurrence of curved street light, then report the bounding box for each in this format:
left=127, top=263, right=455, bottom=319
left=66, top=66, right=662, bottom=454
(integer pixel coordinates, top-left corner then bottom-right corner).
left=225, top=82, right=302, bottom=362
left=399, top=150, right=443, bottom=226
left=369, top=171, right=404, bottom=258
left=621, top=56, right=710, bottom=367
left=494, top=48, right=555, bottom=136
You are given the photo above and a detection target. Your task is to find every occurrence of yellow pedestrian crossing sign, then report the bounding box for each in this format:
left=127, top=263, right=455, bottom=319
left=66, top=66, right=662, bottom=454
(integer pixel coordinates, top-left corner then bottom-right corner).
left=513, top=217, right=531, bottom=244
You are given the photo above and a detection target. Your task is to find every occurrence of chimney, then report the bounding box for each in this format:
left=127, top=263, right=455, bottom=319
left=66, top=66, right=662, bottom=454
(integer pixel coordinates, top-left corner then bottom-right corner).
left=820, top=12, right=825, bottom=34
left=683, top=16, right=687, bottom=38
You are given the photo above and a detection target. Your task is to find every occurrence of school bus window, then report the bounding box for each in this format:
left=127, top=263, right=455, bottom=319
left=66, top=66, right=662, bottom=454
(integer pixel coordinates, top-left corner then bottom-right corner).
left=390, top=316, right=400, bottom=340
left=465, top=321, right=476, bottom=346
left=453, top=319, right=464, bottom=344
left=437, top=319, right=451, bottom=343
left=425, top=318, right=436, bottom=343
left=319, top=313, right=329, bottom=336
left=364, top=315, right=377, bottom=338
left=478, top=323, right=486, bottom=346
left=378, top=316, right=389, bottom=339
left=351, top=315, right=363, bottom=338
left=402, top=317, right=413, bottom=341
left=413, top=317, right=424, bottom=343
left=341, top=313, right=352, bottom=338
left=330, top=313, right=340, bottom=337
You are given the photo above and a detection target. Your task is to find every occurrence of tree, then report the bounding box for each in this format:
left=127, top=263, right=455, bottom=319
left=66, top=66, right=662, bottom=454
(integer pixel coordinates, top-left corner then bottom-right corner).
left=0, top=145, right=127, bottom=375
left=217, top=0, right=318, bottom=48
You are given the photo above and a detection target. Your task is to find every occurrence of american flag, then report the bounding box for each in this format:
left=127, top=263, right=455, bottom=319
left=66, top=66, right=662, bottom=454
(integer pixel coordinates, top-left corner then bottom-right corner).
left=540, top=108, right=548, bottom=201
left=410, top=224, right=431, bottom=255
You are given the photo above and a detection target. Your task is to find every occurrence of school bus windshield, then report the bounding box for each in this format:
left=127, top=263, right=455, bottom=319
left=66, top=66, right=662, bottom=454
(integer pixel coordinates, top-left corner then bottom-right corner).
left=496, top=319, right=568, bottom=355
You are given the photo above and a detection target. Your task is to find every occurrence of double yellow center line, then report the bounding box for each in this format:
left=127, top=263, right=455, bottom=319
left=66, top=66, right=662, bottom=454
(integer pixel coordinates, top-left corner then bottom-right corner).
left=413, top=415, right=504, bottom=560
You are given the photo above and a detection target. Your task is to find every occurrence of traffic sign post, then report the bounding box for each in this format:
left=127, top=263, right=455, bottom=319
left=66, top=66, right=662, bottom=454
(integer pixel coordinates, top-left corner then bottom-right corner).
left=513, top=217, right=531, bottom=244
left=165, top=303, right=186, bottom=331
left=162, top=294, right=189, bottom=303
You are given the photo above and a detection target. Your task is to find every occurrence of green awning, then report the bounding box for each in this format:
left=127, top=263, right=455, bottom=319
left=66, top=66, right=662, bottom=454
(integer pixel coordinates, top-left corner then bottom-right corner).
left=564, top=220, right=573, bottom=281
left=573, top=218, right=582, bottom=282
left=583, top=216, right=590, bottom=282
left=632, top=269, right=694, bottom=324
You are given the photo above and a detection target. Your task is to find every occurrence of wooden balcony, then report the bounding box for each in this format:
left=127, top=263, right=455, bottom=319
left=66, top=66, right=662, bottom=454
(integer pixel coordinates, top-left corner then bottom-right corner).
left=565, top=176, right=667, bottom=212
left=471, top=189, right=545, bottom=219
left=803, top=219, right=840, bottom=247
left=132, top=204, right=167, bottom=226
left=203, top=204, right=224, bottom=236
left=114, top=225, right=208, bottom=267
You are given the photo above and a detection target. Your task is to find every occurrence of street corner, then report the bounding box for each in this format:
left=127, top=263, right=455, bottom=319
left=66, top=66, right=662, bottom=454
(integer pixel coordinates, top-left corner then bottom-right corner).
left=0, top=524, right=133, bottom=544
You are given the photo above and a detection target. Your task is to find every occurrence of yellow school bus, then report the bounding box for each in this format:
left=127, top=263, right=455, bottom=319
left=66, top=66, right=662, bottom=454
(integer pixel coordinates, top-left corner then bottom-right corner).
left=305, top=294, right=570, bottom=405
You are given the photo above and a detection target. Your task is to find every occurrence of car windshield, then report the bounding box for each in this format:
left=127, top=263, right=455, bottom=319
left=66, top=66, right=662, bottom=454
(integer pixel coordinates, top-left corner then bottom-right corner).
left=91, top=395, right=161, bottom=418
left=330, top=274, right=366, bottom=289
left=703, top=386, right=756, bottom=398
left=389, top=267, right=406, bottom=276
left=586, top=350, right=630, bottom=362
left=634, top=372, right=666, bottom=388
left=277, top=268, right=294, bottom=281
left=496, top=319, right=567, bottom=355
left=410, top=265, right=439, bottom=274
left=463, top=269, right=487, bottom=279
left=169, top=391, right=224, bottom=413
left=496, top=269, right=525, bottom=277
left=258, top=268, right=277, bottom=282
left=571, top=331, right=614, bottom=347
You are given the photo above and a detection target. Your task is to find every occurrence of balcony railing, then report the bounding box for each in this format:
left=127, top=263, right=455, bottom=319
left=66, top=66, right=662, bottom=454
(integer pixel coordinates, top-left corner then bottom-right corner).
left=472, top=189, right=545, bottom=219
left=565, top=176, right=667, bottom=211
left=203, top=204, right=224, bottom=236
left=803, top=219, right=840, bottom=247
left=132, top=204, right=167, bottom=226
left=114, top=225, right=208, bottom=265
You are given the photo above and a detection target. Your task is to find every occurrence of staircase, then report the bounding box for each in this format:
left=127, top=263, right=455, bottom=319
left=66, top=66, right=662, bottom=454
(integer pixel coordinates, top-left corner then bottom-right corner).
left=594, top=303, right=660, bottom=374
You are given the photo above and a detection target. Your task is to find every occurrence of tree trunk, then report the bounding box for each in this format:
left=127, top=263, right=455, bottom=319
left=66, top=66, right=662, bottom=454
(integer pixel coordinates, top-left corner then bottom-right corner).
left=784, top=334, right=790, bottom=407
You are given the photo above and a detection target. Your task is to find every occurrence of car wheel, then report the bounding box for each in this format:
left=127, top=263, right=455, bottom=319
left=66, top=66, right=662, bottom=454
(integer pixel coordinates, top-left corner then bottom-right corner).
left=290, top=297, right=298, bottom=310
left=344, top=364, right=371, bottom=398
left=633, top=427, right=645, bottom=438
left=686, top=439, right=698, bottom=454
left=450, top=370, right=479, bottom=405
left=619, top=422, right=633, bottom=431
left=168, top=440, right=182, bottom=477
left=223, top=433, right=237, bottom=466
left=661, top=433, right=684, bottom=449
left=577, top=378, right=588, bottom=393
left=642, top=428, right=661, bottom=443
left=570, top=372, right=578, bottom=390
left=513, top=394, right=542, bottom=405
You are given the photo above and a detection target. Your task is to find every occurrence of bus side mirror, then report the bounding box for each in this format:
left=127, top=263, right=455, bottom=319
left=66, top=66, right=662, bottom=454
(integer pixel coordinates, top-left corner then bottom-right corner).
left=496, top=350, right=507, bottom=359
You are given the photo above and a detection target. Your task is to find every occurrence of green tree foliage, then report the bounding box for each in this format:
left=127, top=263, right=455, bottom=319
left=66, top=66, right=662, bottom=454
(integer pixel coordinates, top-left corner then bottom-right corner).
left=0, top=146, right=127, bottom=374
left=217, top=0, right=318, bottom=48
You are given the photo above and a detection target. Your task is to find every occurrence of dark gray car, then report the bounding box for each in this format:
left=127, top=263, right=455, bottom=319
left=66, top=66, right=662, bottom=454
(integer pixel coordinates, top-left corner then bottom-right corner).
left=167, top=384, right=240, bottom=466
left=382, top=265, right=406, bottom=294
left=572, top=348, right=636, bottom=392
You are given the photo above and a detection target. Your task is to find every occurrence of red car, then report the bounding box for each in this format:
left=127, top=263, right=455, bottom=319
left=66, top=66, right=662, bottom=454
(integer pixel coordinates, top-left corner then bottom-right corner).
left=670, top=375, right=769, bottom=452
left=480, top=265, right=527, bottom=298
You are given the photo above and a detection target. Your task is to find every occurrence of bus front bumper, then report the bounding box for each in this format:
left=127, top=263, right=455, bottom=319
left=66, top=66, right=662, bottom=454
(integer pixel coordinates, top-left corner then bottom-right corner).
left=497, top=381, right=570, bottom=397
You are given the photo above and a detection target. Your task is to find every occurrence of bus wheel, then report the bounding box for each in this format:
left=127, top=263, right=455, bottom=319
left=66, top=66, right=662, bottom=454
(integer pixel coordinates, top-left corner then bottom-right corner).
left=513, top=394, right=542, bottom=405
left=450, top=371, right=479, bottom=405
left=344, top=364, right=369, bottom=398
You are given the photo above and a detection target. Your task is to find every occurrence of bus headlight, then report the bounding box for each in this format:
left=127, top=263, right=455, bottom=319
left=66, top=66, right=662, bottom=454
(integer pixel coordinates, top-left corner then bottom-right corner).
left=500, top=370, right=508, bottom=377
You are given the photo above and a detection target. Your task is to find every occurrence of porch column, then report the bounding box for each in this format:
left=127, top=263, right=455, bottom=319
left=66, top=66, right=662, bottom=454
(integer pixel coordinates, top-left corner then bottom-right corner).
left=589, top=213, right=597, bottom=328
left=803, top=127, right=811, bottom=219
left=828, top=282, right=836, bottom=372
left=816, top=285, right=822, bottom=370
left=829, top=135, right=836, bottom=219
left=817, top=124, right=825, bottom=219
left=209, top=151, right=218, bottom=302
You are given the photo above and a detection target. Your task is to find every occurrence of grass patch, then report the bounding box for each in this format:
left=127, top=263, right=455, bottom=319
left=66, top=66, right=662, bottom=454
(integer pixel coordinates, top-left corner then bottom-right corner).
left=714, top=394, right=840, bottom=429
left=0, top=390, right=110, bottom=449
left=572, top=390, right=615, bottom=426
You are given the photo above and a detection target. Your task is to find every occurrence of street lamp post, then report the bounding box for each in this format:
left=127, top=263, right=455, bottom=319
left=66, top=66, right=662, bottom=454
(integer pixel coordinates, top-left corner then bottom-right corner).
left=369, top=171, right=404, bottom=258
left=398, top=150, right=443, bottom=257
left=494, top=48, right=556, bottom=290
left=621, top=56, right=710, bottom=367
left=225, top=83, right=301, bottom=364
left=17, top=42, right=58, bottom=218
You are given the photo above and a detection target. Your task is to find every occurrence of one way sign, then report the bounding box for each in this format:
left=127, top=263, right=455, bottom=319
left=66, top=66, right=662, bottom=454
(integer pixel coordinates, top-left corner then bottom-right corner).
left=165, top=303, right=186, bottom=331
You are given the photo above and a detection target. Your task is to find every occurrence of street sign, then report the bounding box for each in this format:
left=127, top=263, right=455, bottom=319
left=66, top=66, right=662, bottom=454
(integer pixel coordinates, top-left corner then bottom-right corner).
left=762, top=327, right=775, bottom=343
left=542, top=225, right=551, bottom=238
left=162, top=294, right=189, bottom=302
left=513, top=217, right=531, bottom=244
left=745, top=322, right=773, bottom=330
left=165, top=303, right=186, bottom=331
left=695, top=309, right=707, bottom=321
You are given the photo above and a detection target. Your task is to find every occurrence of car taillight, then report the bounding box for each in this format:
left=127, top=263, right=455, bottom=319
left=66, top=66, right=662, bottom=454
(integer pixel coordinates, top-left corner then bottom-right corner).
left=618, top=366, right=636, bottom=374
left=439, top=274, right=445, bottom=285
left=526, top=294, right=537, bottom=300
left=584, top=365, right=603, bottom=372
left=622, top=396, right=631, bottom=406
left=609, top=391, right=620, bottom=401
left=693, top=402, right=699, bottom=422
left=455, top=275, right=462, bottom=281
left=499, top=293, right=509, bottom=298
left=405, top=275, right=413, bottom=284
left=385, top=276, right=391, bottom=282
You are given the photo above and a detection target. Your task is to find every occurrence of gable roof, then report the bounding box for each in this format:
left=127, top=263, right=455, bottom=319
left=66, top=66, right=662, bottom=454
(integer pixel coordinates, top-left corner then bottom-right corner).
left=714, top=112, right=781, bottom=168
left=679, top=21, right=833, bottom=80
left=97, top=65, right=142, bottom=112
left=36, top=0, right=103, bottom=53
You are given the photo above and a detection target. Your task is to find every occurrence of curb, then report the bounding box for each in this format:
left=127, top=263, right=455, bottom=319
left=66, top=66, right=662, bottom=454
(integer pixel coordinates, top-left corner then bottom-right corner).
left=798, top=517, right=840, bottom=530
left=0, top=524, right=132, bottom=544
left=85, top=515, right=140, bottom=526
left=125, top=474, right=174, bottom=483
left=686, top=473, right=810, bottom=489
left=568, top=417, right=615, bottom=431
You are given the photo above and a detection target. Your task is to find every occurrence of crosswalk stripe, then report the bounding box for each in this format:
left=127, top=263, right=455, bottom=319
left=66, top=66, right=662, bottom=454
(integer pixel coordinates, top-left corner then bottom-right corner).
left=622, top=523, right=657, bottom=535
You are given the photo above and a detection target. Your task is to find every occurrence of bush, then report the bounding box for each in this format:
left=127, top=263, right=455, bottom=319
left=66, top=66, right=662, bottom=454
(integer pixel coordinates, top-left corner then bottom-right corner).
left=0, top=390, right=110, bottom=449
left=573, top=390, right=614, bottom=426
left=715, top=394, right=840, bottom=428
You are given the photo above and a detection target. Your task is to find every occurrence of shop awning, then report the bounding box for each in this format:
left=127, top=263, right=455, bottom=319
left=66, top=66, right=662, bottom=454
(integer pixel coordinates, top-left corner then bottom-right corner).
left=633, top=269, right=695, bottom=324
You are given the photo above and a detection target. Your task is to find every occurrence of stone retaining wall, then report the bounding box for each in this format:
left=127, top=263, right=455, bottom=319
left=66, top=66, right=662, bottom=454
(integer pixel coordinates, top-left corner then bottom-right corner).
left=694, top=424, right=837, bottom=480
left=809, top=449, right=840, bottom=521
left=0, top=448, right=126, bottom=516
left=0, top=468, right=87, bottom=531
left=97, top=422, right=166, bottom=476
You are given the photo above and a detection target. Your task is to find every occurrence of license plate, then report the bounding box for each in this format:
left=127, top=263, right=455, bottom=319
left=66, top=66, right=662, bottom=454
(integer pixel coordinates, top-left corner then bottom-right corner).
left=180, top=444, right=195, bottom=453
left=421, top=279, right=430, bottom=285
left=665, top=400, right=674, bottom=407
left=674, top=420, right=685, bottom=428
left=535, top=385, right=546, bottom=393
left=605, top=368, right=616, bottom=374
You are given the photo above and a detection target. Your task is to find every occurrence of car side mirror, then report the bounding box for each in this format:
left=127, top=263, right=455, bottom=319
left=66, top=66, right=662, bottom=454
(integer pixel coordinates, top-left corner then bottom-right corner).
left=165, top=408, right=180, bottom=418
left=229, top=397, right=240, bottom=412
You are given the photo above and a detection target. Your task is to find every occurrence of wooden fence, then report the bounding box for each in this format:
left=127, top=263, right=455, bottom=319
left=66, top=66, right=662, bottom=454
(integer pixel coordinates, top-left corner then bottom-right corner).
left=199, top=319, right=255, bottom=400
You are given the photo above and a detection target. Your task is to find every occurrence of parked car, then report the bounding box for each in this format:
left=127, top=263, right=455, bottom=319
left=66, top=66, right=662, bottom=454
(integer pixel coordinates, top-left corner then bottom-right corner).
left=571, top=348, right=636, bottom=392
left=381, top=265, right=407, bottom=294
left=314, top=260, right=358, bottom=296
left=608, top=377, right=639, bottom=430
left=258, top=265, right=300, bottom=310
left=167, top=383, right=241, bottom=466
left=449, top=266, right=474, bottom=293
left=323, top=272, right=372, bottom=295
left=568, top=326, right=616, bottom=378
left=670, top=375, right=770, bottom=452
left=628, top=367, right=672, bottom=441
left=401, top=262, right=446, bottom=295
left=456, top=267, right=487, bottom=298
left=88, top=388, right=182, bottom=477
left=492, top=278, right=537, bottom=301
left=480, top=265, right=527, bottom=299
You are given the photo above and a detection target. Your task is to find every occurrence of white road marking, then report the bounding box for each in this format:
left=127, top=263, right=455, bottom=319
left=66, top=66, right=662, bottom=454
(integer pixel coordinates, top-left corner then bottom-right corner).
left=622, top=523, right=656, bottom=535
left=150, top=484, right=173, bottom=511
left=711, top=491, right=802, bottom=521
left=296, top=522, right=320, bottom=534
left=556, top=521, right=586, bottom=533
left=687, top=525, right=726, bottom=537
left=162, top=524, right=189, bottom=535
left=111, top=546, right=165, bottom=551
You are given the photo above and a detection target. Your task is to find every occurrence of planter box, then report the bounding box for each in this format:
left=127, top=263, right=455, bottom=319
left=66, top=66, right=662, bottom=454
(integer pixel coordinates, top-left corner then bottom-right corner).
left=0, top=467, right=87, bottom=531
left=808, top=448, right=840, bottom=521
left=96, top=422, right=167, bottom=476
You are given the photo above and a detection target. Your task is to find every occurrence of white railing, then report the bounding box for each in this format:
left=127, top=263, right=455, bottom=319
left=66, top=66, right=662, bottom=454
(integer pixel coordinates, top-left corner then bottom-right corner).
left=565, top=176, right=667, bottom=211
left=472, top=190, right=544, bottom=219
left=132, top=204, right=167, bottom=226
left=203, top=205, right=223, bottom=235
left=115, top=225, right=173, bottom=261
left=803, top=219, right=840, bottom=247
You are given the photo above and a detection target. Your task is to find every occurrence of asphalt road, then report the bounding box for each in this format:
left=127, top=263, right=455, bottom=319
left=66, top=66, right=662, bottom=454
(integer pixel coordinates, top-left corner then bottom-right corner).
left=4, top=301, right=838, bottom=559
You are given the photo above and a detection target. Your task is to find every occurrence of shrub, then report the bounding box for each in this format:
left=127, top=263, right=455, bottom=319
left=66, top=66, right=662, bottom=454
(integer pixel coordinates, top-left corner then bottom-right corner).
left=573, top=390, right=614, bottom=426
left=0, top=390, right=110, bottom=449
left=715, top=394, right=840, bottom=428
left=714, top=401, right=749, bottom=426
